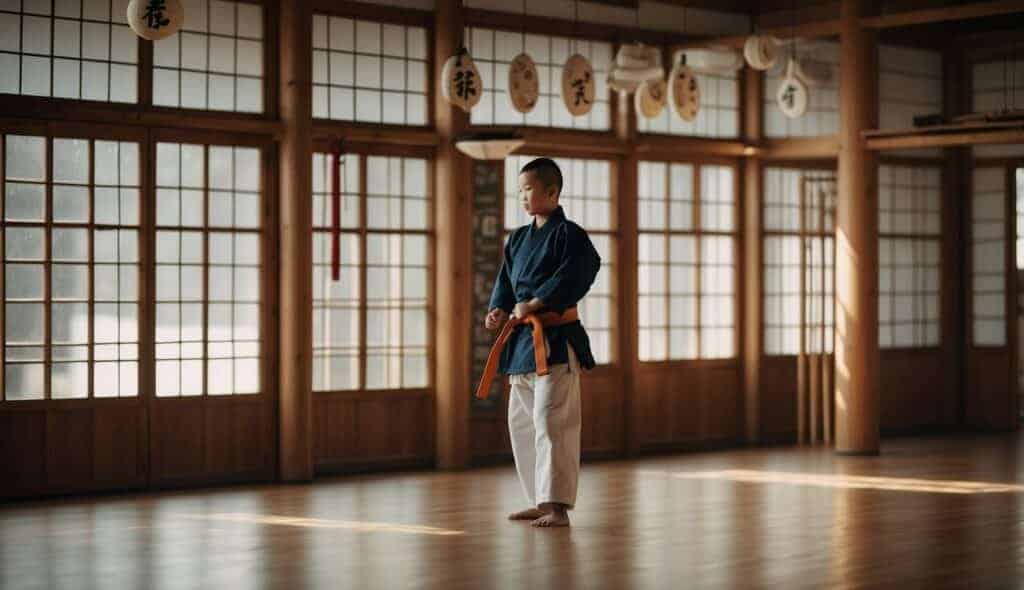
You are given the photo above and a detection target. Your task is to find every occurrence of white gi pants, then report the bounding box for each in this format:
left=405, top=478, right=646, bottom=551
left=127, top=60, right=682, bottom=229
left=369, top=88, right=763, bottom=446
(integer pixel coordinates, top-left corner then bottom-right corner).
left=508, top=344, right=582, bottom=509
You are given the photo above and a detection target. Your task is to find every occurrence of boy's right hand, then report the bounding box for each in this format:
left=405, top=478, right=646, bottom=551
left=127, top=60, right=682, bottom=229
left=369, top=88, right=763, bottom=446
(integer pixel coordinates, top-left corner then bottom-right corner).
left=485, top=308, right=508, bottom=330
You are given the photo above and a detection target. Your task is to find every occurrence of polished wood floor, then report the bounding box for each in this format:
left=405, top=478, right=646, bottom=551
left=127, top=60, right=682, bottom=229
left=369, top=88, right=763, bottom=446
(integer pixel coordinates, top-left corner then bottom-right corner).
left=3, top=433, right=1024, bottom=589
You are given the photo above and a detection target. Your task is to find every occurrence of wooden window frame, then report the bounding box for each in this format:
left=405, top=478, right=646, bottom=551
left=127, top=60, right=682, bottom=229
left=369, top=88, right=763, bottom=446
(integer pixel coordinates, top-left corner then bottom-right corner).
left=311, top=139, right=435, bottom=399
left=877, top=158, right=944, bottom=351
left=637, top=156, right=741, bottom=365
left=760, top=162, right=835, bottom=359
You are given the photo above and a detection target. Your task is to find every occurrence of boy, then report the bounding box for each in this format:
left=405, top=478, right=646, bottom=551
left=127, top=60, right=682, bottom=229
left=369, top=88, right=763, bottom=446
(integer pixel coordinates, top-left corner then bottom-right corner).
left=483, top=157, right=601, bottom=528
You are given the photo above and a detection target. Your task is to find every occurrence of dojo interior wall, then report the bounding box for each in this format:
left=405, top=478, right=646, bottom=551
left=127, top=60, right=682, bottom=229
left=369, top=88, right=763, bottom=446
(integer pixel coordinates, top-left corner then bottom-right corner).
left=0, top=0, right=1021, bottom=499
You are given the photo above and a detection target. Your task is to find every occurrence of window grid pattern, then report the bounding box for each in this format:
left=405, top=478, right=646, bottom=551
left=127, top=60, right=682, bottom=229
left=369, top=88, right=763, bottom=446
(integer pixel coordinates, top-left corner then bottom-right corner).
left=153, top=0, right=264, bottom=113
left=468, top=27, right=612, bottom=131
left=312, top=15, right=428, bottom=125
left=312, top=153, right=431, bottom=392
left=878, top=45, right=942, bottom=131
left=155, top=142, right=262, bottom=397
left=764, top=41, right=840, bottom=138
left=637, top=70, right=739, bottom=138
left=972, top=166, right=1006, bottom=347
left=972, top=57, right=1024, bottom=113
left=878, top=164, right=941, bottom=348
left=0, top=0, right=138, bottom=102
left=637, top=161, right=736, bottom=361
left=763, top=168, right=835, bottom=355
left=3, top=134, right=141, bottom=401
left=504, top=155, right=614, bottom=364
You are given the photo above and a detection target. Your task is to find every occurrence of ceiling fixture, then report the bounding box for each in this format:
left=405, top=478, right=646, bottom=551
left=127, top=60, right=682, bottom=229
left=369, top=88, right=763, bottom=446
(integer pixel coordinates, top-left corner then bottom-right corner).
left=454, top=131, right=526, bottom=160
left=608, top=43, right=663, bottom=94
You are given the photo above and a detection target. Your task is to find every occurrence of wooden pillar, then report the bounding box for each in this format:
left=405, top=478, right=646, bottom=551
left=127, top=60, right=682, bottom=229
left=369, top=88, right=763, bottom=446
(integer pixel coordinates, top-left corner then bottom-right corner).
left=741, top=66, right=763, bottom=444
left=278, top=0, right=314, bottom=480
left=614, top=78, right=640, bottom=455
left=434, top=0, right=472, bottom=469
left=835, top=0, right=880, bottom=455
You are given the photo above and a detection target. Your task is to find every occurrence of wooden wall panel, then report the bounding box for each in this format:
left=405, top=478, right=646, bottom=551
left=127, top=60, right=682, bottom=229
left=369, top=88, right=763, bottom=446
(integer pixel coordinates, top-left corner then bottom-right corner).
left=313, top=395, right=434, bottom=472
left=152, top=404, right=205, bottom=480
left=0, top=412, right=46, bottom=496
left=966, top=350, right=1016, bottom=430
left=759, top=358, right=799, bottom=443
left=46, top=410, right=94, bottom=489
left=151, top=401, right=276, bottom=486
left=1, top=406, right=147, bottom=498
left=93, top=406, right=147, bottom=485
left=633, top=364, right=743, bottom=450
left=879, top=350, right=955, bottom=432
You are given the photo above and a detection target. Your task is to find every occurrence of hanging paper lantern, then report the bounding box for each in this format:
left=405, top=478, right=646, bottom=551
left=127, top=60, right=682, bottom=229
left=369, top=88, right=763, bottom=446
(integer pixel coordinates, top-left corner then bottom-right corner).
left=776, top=57, right=809, bottom=119
left=508, top=53, right=539, bottom=114
left=667, top=56, right=700, bottom=122
left=607, top=43, right=662, bottom=94
left=635, top=77, right=667, bottom=119
left=127, top=0, right=184, bottom=41
left=441, top=47, right=482, bottom=113
left=561, top=54, right=595, bottom=116
left=743, top=34, right=779, bottom=71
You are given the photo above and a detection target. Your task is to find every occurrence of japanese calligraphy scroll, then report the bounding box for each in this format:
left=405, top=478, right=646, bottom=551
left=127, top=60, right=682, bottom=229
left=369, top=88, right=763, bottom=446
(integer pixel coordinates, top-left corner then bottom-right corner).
left=470, top=160, right=504, bottom=410
left=508, top=53, right=539, bottom=114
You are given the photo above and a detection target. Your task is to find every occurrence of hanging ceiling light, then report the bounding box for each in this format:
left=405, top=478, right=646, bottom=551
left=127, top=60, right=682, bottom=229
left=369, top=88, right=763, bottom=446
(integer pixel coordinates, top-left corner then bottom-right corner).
left=607, top=43, right=663, bottom=94
left=454, top=131, right=526, bottom=160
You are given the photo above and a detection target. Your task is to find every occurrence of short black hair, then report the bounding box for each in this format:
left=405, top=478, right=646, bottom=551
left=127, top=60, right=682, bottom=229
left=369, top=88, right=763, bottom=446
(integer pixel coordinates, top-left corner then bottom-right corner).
left=520, top=157, right=563, bottom=197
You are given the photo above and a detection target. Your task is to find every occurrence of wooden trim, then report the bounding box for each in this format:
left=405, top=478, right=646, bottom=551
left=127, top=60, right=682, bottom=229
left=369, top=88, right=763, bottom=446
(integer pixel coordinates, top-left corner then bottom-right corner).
left=866, top=128, right=1024, bottom=151
left=312, top=123, right=439, bottom=148
left=758, top=137, right=841, bottom=160
left=861, top=1, right=1024, bottom=30
left=463, top=8, right=700, bottom=45
left=636, top=135, right=750, bottom=159
left=311, top=0, right=434, bottom=27
left=741, top=64, right=763, bottom=444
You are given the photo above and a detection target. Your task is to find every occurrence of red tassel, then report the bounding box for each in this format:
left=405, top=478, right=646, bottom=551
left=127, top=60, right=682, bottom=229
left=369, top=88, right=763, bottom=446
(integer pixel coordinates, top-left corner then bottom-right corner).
left=330, top=140, right=343, bottom=282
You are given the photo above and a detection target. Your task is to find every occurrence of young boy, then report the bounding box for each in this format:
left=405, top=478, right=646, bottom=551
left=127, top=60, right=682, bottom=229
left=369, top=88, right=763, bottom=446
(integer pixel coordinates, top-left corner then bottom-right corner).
left=484, top=157, right=601, bottom=528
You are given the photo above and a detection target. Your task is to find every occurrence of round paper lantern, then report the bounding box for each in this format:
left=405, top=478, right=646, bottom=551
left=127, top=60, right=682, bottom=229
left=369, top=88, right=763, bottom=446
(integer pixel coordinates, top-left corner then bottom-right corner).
left=441, top=47, right=482, bottom=113
left=776, top=58, right=809, bottom=119
left=667, top=58, right=700, bottom=122
left=127, top=0, right=184, bottom=41
left=635, top=78, right=667, bottom=119
left=743, top=35, right=778, bottom=71
left=561, top=54, right=595, bottom=116
left=508, top=53, right=539, bottom=114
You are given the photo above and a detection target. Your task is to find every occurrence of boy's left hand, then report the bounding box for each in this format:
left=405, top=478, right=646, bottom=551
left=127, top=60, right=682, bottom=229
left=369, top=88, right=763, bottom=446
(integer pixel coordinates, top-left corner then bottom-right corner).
left=512, top=300, right=540, bottom=319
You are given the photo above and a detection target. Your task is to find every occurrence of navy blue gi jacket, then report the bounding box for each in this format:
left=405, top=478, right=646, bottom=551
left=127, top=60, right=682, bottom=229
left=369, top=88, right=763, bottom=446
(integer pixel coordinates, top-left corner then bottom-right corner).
left=488, top=206, right=601, bottom=375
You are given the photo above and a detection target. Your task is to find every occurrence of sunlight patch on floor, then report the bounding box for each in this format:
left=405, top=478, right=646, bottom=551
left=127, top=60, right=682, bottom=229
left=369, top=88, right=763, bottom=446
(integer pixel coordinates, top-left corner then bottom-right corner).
left=177, top=512, right=465, bottom=535
left=639, top=469, right=1024, bottom=494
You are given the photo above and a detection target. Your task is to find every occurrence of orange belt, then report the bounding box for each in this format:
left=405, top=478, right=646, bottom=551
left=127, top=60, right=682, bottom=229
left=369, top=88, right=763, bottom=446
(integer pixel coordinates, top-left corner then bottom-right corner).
left=475, top=307, right=579, bottom=400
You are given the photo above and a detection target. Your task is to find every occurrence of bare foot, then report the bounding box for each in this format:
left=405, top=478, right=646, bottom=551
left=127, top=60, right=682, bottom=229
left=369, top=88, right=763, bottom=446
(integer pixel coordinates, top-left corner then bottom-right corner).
left=531, top=511, right=570, bottom=527
left=508, top=508, right=545, bottom=520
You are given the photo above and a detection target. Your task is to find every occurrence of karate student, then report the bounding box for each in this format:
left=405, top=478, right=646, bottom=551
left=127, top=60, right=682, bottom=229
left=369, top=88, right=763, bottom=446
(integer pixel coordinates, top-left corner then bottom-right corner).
left=484, top=157, right=601, bottom=527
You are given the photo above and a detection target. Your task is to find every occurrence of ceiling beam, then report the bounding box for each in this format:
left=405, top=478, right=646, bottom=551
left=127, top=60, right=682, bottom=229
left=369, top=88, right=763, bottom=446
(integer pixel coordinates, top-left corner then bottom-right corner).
left=860, top=0, right=1024, bottom=29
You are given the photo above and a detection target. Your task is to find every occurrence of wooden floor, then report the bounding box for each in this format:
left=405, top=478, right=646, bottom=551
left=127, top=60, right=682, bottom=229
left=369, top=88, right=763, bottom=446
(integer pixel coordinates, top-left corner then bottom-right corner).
left=3, top=433, right=1024, bottom=589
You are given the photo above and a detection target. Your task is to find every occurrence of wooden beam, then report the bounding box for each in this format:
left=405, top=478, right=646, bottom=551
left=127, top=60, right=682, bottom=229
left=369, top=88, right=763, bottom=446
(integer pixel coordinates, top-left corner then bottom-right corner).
left=758, top=137, right=841, bottom=160
left=860, top=0, right=1024, bottom=29
left=278, top=0, right=314, bottom=481
left=312, top=122, right=440, bottom=147
left=434, top=0, right=473, bottom=470
left=687, top=0, right=1024, bottom=50
left=865, top=128, right=1024, bottom=151
left=636, top=135, right=750, bottom=158
left=741, top=65, right=763, bottom=445
left=834, top=0, right=880, bottom=455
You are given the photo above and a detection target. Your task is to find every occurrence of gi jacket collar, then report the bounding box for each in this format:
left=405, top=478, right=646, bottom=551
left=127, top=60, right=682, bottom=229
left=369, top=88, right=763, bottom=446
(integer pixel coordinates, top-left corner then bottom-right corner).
left=528, top=205, right=565, bottom=237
